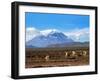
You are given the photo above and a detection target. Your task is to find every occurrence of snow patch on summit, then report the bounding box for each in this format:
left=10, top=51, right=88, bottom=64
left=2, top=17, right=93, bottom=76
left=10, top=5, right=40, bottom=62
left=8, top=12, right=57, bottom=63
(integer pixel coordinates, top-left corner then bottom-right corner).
left=40, top=29, right=60, bottom=36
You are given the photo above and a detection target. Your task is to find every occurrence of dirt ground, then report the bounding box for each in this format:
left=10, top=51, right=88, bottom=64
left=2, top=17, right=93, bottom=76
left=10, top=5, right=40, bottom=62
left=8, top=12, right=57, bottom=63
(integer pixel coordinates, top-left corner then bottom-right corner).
left=25, top=47, right=89, bottom=68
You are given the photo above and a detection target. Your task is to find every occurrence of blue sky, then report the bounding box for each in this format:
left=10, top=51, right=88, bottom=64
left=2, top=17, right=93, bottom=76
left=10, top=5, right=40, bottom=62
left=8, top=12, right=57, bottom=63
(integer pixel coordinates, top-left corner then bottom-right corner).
left=25, top=12, right=89, bottom=32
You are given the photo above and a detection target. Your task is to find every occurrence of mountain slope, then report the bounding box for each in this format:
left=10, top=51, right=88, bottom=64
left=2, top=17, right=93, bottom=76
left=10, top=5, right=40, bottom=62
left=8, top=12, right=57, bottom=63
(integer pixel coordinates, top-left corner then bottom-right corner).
left=47, top=42, right=89, bottom=48
left=26, top=30, right=74, bottom=48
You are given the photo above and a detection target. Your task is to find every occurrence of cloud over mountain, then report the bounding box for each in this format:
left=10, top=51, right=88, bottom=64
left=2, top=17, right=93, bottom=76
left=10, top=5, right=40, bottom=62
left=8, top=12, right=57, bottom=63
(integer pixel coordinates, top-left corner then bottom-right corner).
left=64, top=28, right=89, bottom=42
left=26, top=27, right=89, bottom=43
left=26, top=27, right=40, bottom=42
left=25, top=27, right=89, bottom=48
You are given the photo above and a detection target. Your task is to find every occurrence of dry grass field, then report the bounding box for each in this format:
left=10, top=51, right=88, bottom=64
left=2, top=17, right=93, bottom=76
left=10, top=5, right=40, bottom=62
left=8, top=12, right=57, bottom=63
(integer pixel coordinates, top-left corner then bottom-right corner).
left=25, top=47, right=89, bottom=68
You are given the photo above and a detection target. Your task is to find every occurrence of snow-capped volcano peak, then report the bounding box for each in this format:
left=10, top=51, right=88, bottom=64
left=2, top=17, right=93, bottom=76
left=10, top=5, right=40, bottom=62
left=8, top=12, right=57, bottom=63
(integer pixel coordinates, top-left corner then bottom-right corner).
left=41, top=29, right=60, bottom=36
left=26, top=28, right=62, bottom=42
left=26, top=28, right=74, bottom=47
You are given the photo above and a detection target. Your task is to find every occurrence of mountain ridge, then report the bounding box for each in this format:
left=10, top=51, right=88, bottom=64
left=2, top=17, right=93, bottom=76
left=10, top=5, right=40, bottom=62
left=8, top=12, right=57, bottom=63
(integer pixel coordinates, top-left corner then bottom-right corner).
left=26, top=31, right=74, bottom=48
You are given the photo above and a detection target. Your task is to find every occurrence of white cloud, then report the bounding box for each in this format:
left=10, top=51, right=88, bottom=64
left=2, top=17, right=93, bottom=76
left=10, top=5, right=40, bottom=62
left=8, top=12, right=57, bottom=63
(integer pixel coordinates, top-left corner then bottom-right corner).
left=26, top=27, right=40, bottom=42
left=64, top=28, right=89, bottom=42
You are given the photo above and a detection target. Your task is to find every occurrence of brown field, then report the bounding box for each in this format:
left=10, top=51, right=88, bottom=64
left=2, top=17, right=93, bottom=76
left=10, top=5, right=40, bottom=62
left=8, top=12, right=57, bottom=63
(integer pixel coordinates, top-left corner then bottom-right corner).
left=25, top=47, right=89, bottom=68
